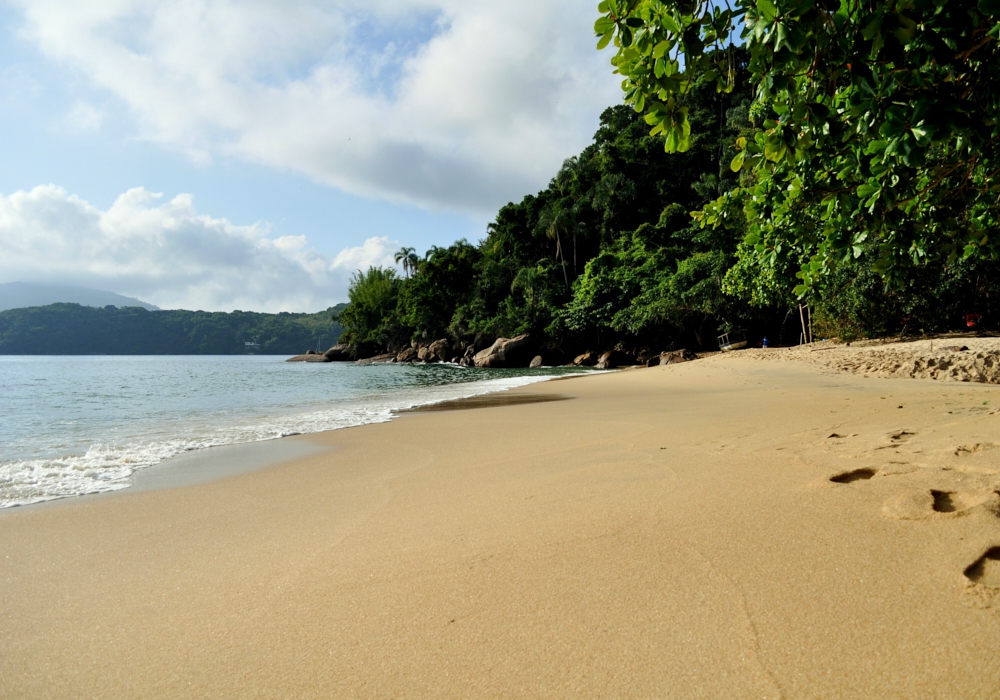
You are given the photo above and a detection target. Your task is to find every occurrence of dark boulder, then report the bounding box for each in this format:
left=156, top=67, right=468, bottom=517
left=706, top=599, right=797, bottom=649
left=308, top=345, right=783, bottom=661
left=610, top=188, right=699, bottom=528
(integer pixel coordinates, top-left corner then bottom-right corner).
left=323, top=343, right=353, bottom=361
left=396, top=347, right=418, bottom=363
left=427, top=339, right=451, bottom=362
left=596, top=350, right=635, bottom=370
left=573, top=351, right=598, bottom=367
left=473, top=334, right=534, bottom=368
left=356, top=353, right=397, bottom=365
left=647, top=349, right=697, bottom=367
left=286, top=353, right=331, bottom=363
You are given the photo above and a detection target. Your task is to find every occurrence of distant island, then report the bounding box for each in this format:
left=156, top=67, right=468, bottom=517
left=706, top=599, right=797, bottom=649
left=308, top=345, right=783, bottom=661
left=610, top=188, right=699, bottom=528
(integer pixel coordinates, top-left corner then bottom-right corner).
left=0, top=303, right=344, bottom=355
left=0, top=282, right=160, bottom=312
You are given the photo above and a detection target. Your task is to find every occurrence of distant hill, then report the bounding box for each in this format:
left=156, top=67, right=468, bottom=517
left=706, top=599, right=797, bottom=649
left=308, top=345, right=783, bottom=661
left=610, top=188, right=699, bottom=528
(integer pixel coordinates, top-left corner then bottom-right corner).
left=0, top=303, right=346, bottom=355
left=0, top=282, right=160, bottom=312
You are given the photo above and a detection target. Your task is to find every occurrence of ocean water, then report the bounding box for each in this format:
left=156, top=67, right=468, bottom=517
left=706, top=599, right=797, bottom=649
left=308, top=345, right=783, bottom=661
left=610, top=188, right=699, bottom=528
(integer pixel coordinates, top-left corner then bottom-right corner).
left=0, top=356, right=586, bottom=508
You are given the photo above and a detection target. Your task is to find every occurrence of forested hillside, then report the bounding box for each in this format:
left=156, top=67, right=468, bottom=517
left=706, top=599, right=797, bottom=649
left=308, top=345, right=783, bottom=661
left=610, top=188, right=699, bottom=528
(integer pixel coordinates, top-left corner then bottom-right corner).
left=338, top=47, right=999, bottom=358
left=0, top=303, right=344, bottom=355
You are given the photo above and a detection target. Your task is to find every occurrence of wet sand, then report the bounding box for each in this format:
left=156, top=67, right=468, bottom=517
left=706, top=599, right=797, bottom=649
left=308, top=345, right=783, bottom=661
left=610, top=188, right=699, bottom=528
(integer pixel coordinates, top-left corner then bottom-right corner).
left=3, top=356, right=1000, bottom=698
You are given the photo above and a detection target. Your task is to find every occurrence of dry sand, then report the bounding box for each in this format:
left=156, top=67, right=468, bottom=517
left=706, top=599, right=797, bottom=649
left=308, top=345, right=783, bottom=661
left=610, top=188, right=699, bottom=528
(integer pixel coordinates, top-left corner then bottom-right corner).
left=742, top=335, right=1000, bottom=385
left=3, top=353, right=1000, bottom=698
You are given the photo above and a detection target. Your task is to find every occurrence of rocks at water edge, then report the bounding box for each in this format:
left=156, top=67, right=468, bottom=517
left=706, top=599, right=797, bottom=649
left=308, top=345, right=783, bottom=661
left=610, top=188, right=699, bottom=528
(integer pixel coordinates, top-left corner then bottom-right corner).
left=529, top=355, right=543, bottom=368
left=596, top=350, right=635, bottom=369
left=473, top=334, right=534, bottom=368
left=396, top=347, right=418, bottom=363
left=573, top=351, right=598, bottom=367
left=646, top=349, right=697, bottom=367
left=427, top=339, right=452, bottom=363
left=355, top=353, right=397, bottom=365
left=323, top=343, right=353, bottom=361
left=286, top=353, right=332, bottom=363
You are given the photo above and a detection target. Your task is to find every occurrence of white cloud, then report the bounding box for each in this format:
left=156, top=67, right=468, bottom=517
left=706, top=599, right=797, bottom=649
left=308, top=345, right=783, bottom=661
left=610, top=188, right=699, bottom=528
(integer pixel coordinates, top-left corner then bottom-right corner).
left=0, top=185, right=399, bottom=312
left=10, top=0, right=621, bottom=214
left=65, top=100, right=104, bottom=132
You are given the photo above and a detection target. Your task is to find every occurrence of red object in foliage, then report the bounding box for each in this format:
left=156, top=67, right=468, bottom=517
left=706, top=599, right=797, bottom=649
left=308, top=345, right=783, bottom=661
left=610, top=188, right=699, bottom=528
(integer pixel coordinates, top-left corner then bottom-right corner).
left=966, top=313, right=982, bottom=328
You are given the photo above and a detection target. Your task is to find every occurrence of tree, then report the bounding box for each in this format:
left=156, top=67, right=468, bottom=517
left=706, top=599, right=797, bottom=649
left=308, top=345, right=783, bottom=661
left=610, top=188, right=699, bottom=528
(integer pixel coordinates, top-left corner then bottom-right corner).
left=595, top=0, right=1000, bottom=293
left=394, top=247, right=419, bottom=279
left=338, top=267, right=401, bottom=346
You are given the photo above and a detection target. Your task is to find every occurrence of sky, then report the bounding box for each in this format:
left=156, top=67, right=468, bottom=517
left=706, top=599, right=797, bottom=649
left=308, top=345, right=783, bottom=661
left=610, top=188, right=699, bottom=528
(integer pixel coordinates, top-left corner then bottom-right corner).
left=0, top=0, right=622, bottom=312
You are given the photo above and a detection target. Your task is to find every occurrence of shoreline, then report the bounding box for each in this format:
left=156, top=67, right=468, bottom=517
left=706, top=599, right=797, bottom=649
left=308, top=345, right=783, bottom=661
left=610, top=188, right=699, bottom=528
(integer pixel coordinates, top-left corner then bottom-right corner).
left=1, top=366, right=591, bottom=511
left=3, top=355, right=1000, bottom=696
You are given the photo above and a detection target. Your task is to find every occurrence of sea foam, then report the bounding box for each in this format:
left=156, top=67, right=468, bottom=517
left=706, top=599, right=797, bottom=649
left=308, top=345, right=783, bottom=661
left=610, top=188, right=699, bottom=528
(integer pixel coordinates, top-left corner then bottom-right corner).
left=0, top=371, right=562, bottom=508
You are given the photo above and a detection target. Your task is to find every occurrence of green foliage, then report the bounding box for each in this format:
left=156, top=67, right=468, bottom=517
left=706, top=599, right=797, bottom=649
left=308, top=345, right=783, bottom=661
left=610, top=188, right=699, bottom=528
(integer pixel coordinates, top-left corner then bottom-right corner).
left=336, top=72, right=764, bottom=353
left=398, top=241, right=482, bottom=341
left=596, top=0, right=1000, bottom=291
left=337, top=267, right=401, bottom=346
left=812, top=256, right=1000, bottom=339
left=0, top=303, right=344, bottom=355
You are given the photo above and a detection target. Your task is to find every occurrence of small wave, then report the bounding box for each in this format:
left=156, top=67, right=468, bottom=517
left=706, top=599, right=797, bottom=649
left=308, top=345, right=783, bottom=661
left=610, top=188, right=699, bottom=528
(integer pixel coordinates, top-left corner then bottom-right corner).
left=0, top=373, right=561, bottom=508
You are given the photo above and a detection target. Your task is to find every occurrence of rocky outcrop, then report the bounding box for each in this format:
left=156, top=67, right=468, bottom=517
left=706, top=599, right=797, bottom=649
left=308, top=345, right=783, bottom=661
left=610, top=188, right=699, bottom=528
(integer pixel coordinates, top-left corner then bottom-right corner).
left=356, top=353, right=397, bottom=365
left=323, top=343, right=353, bottom=361
left=529, top=355, right=543, bottom=368
left=427, top=339, right=451, bottom=362
left=636, top=351, right=660, bottom=366
left=396, top=347, right=418, bottom=363
left=573, top=351, right=598, bottom=367
left=286, top=353, right=331, bottom=363
left=647, top=349, right=697, bottom=367
left=473, top=334, right=534, bottom=368
left=596, top=350, right=635, bottom=369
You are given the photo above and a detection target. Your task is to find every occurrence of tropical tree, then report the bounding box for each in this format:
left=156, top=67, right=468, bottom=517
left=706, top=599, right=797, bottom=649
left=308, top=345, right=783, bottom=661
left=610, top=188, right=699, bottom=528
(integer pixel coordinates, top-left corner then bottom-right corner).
left=337, top=267, right=401, bottom=346
left=394, top=246, right=419, bottom=279
left=595, top=0, right=1000, bottom=293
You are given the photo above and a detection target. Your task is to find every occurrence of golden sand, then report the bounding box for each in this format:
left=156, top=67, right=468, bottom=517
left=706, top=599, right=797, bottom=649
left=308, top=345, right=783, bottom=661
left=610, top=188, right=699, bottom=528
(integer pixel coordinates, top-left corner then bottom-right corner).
left=3, top=353, right=1000, bottom=698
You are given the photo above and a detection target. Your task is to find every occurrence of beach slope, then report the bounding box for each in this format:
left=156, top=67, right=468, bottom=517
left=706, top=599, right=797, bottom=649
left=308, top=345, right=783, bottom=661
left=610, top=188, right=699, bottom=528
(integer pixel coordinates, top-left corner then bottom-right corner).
left=3, top=356, right=1000, bottom=698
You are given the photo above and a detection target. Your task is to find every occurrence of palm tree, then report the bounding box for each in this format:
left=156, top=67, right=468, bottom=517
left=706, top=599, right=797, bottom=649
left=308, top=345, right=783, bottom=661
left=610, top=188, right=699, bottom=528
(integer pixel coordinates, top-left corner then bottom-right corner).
left=394, top=247, right=419, bottom=278
left=535, top=202, right=572, bottom=292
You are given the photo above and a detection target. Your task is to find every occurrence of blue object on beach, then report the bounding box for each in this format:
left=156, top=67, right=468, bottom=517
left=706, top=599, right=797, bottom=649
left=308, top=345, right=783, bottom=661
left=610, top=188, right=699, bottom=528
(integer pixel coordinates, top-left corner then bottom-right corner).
left=762, top=337, right=769, bottom=348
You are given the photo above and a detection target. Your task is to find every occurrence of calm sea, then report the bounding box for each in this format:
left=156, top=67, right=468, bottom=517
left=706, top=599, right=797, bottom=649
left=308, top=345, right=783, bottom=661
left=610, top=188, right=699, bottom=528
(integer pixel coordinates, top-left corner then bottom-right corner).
left=0, top=356, right=585, bottom=508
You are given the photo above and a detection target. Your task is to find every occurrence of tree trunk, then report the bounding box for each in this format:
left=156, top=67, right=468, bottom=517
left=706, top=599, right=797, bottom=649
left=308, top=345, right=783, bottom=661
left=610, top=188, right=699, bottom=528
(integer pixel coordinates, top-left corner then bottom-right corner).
left=555, top=233, right=570, bottom=292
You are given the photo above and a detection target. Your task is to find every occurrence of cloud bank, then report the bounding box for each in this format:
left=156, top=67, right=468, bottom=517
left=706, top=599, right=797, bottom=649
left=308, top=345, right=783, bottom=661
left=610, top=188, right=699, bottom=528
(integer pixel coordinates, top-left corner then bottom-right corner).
left=0, top=186, right=398, bottom=312
left=13, top=0, right=621, bottom=214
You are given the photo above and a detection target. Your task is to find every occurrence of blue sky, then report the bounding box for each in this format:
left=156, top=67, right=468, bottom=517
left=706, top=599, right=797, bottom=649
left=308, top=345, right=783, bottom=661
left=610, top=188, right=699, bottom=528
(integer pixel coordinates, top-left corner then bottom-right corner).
left=0, top=1, right=620, bottom=311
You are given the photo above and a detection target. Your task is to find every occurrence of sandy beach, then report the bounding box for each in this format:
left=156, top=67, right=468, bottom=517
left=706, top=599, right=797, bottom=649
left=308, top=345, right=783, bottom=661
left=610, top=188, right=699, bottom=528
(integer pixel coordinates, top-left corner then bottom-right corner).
left=3, top=351, right=1000, bottom=698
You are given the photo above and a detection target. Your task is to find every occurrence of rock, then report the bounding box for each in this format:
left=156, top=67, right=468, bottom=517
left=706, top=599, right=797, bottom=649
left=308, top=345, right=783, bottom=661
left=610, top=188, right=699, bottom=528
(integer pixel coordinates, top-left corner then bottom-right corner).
left=356, top=353, right=396, bottom=365
left=417, top=346, right=432, bottom=362
left=473, top=333, right=534, bottom=368
left=286, top=353, right=331, bottom=363
left=306, top=349, right=317, bottom=354
left=450, top=356, right=461, bottom=364
left=573, top=351, right=598, bottom=367
left=323, top=343, right=353, bottom=361
left=647, top=349, right=697, bottom=367
left=595, top=350, right=634, bottom=369
left=529, top=355, right=543, bottom=368
left=396, top=347, right=418, bottom=363
left=427, top=339, right=451, bottom=362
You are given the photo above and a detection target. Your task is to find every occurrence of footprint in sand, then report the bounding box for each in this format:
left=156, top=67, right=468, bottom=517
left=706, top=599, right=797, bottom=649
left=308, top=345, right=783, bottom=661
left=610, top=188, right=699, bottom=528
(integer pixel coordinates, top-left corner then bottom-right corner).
left=874, top=430, right=918, bottom=452
left=830, top=468, right=877, bottom=484
left=955, top=443, right=1000, bottom=457
left=883, top=488, right=1000, bottom=520
left=965, top=548, right=1000, bottom=589
left=931, top=490, right=979, bottom=513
